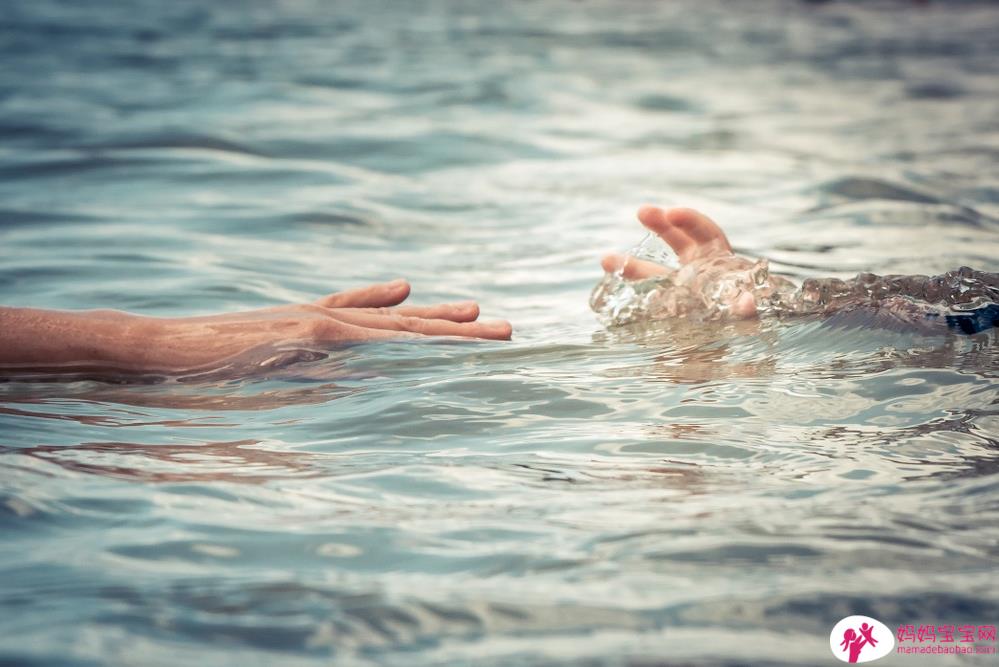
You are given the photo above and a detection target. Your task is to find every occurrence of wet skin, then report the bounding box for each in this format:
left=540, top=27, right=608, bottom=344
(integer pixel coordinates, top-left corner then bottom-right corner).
left=0, top=206, right=793, bottom=376
left=4, top=205, right=982, bottom=377
left=599, top=206, right=796, bottom=319
left=0, top=280, right=512, bottom=375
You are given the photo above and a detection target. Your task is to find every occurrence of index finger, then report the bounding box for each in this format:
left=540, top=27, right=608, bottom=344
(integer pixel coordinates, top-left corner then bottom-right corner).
left=315, top=279, right=411, bottom=308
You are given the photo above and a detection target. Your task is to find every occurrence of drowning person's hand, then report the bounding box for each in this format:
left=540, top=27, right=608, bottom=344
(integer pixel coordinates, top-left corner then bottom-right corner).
left=0, top=280, right=512, bottom=376
left=598, top=206, right=796, bottom=320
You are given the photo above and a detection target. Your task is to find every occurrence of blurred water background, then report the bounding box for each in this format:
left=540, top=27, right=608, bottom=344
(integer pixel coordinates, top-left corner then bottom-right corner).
left=1, top=0, right=998, bottom=665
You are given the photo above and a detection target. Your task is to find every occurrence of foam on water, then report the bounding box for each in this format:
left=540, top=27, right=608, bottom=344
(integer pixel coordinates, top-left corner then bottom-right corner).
left=592, top=230, right=999, bottom=333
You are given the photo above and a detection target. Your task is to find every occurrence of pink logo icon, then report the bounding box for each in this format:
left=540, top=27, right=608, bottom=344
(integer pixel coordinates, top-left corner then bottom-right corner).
left=830, top=616, right=894, bottom=663
left=840, top=622, right=879, bottom=663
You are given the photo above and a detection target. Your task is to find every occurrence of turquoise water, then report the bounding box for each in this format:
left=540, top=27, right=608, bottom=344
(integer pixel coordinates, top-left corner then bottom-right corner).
left=2, top=1, right=999, bottom=665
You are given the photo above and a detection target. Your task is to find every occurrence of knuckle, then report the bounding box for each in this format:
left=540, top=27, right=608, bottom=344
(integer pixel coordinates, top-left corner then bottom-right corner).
left=318, top=292, right=343, bottom=307
left=305, top=317, right=331, bottom=338
left=296, top=303, right=327, bottom=315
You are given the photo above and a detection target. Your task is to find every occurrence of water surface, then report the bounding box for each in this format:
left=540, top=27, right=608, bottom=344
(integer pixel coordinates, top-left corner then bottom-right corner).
left=2, top=1, right=999, bottom=665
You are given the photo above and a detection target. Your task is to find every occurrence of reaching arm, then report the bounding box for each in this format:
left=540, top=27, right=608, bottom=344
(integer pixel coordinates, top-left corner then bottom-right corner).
left=0, top=280, right=512, bottom=375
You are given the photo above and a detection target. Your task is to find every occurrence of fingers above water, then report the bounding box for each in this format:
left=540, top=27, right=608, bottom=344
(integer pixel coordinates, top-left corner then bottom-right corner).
left=636, top=206, right=696, bottom=261
left=330, top=309, right=513, bottom=340
left=314, top=279, right=411, bottom=309
left=339, top=301, right=480, bottom=323
left=601, top=253, right=673, bottom=280
left=346, top=301, right=479, bottom=322
left=313, top=283, right=509, bottom=340
left=637, top=206, right=733, bottom=263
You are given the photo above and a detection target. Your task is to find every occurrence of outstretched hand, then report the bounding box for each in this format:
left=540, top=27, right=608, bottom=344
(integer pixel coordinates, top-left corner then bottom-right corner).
left=0, top=280, right=511, bottom=375
left=599, top=206, right=795, bottom=320
left=305, top=279, right=511, bottom=341
left=144, top=280, right=513, bottom=373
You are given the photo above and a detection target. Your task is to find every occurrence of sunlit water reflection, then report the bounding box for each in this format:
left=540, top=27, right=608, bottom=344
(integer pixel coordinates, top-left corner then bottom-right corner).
left=2, top=0, right=998, bottom=665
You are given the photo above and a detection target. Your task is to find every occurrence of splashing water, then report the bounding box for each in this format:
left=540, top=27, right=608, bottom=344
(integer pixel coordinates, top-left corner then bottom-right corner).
left=591, top=233, right=999, bottom=332
left=589, top=230, right=786, bottom=325
left=589, top=232, right=680, bottom=325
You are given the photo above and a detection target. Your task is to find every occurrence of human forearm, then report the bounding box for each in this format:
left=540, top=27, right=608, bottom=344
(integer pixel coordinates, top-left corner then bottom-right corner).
left=0, top=282, right=512, bottom=375
left=0, top=307, right=314, bottom=372
left=0, top=307, right=173, bottom=371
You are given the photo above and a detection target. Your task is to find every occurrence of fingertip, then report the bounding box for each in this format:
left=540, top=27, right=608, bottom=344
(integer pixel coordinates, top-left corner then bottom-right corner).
left=601, top=253, right=626, bottom=273
left=637, top=204, right=664, bottom=224
left=639, top=206, right=681, bottom=238
left=732, top=291, right=758, bottom=319
left=464, top=301, right=481, bottom=321
left=388, top=278, right=411, bottom=300
left=476, top=319, right=513, bottom=340
left=446, top=300, right=480, bottom=322
left=494, top=320, right=513, bottom=340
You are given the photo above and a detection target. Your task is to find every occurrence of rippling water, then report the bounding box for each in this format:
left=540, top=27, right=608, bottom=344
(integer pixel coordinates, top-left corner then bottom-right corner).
left=2, top=1, right=999, bottom=665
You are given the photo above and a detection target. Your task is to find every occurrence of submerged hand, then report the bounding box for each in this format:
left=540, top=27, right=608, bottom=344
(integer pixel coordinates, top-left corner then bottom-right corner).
left=0, top=280, right=512, bottom=375
left=599, top=206, right=795, bottom=319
